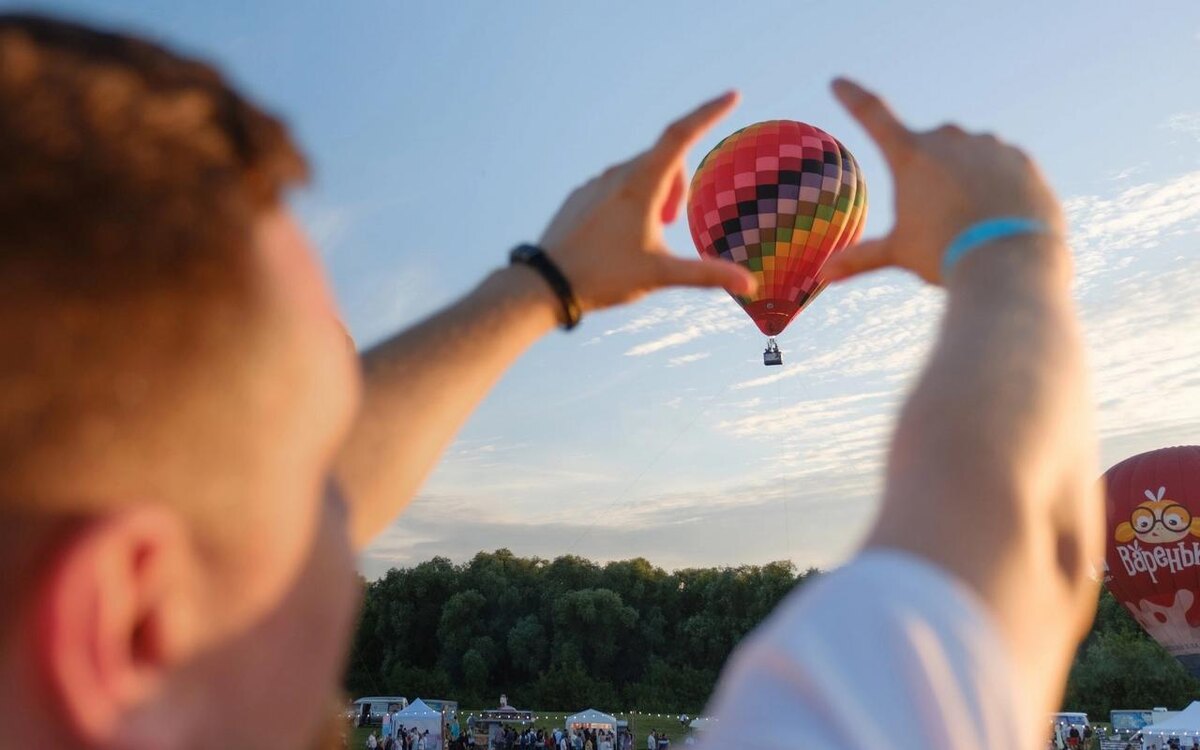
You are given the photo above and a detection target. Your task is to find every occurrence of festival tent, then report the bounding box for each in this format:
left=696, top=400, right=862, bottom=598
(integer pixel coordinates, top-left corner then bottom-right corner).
left=394, top=699, right=444, bottom=744
left=1142, top=702, right=1200, bottom=737
left=566, top=709, right=618, bottom=732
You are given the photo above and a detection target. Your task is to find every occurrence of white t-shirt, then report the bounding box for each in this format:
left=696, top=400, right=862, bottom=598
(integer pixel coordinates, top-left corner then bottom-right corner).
left=698, top=551, right=1031, bottom=750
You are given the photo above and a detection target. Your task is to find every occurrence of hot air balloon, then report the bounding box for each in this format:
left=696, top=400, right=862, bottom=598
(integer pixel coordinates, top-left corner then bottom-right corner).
left=1104, top=445, right=1200, bottom=677
left=687, top=120, right=867, bottom=366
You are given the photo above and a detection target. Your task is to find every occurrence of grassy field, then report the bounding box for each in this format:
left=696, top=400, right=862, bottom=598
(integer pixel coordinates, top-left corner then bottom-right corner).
left=350, top=712, right=696, bottom=749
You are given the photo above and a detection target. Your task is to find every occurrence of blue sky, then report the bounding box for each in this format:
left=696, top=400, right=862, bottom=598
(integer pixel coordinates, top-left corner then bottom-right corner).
left=29, top=0, right=1200, bottom=576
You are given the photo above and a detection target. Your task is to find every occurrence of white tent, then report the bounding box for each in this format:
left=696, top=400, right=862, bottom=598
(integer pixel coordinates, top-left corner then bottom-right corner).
left=394, top=699, right=444, bottom=743
left=565, top=709, right=618, bottom=732
left=1142, top=702, right=1200, bottom=737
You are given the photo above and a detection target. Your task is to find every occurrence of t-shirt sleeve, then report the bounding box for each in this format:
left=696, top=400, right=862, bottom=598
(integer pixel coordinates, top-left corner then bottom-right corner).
left=697, top=550, right=1029, bottom=750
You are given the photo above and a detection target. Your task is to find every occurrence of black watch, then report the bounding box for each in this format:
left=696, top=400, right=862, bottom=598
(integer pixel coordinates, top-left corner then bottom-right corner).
left=508, top=244, right=582, bottom=331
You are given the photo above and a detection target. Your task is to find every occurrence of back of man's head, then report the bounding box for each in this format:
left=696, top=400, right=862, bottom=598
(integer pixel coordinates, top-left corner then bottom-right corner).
left=0, top=13, right=363, bottom=748
left=0, top=11, right=306, bottom=513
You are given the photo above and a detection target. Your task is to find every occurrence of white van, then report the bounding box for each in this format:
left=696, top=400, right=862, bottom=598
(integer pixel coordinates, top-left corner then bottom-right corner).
left=351, top=696, right=408, bottom=727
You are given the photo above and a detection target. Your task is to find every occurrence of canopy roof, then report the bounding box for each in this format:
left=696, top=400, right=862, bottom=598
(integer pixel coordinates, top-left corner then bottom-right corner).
left=396, top=699, right=442, bottom=720
left=1143, top=703, right=1200, bottom=735
left=566, top=709, right=618, bottom=729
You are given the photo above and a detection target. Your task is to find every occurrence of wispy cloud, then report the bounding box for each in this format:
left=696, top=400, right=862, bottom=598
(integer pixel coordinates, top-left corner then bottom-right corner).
left=621, top=302, right=744, bottom=356
left=627, top=330, right=703, bottom=356
left=359, top=480, right=877, bottom=577
left=1165, top=112, right=1200, bottom=140
left=1083, top=261, right=1200, bottom=442
left=667, top=352, right=712, bottom=367
left=1065, top=169, right=1200, bottom=288
left=1108, top=164, right=1145, bottom=182
left=732, top=284, right=943, bottom=390
left=732, top=365, right=807, bottom=390
left=1068, top=170, right=1200, bottom=251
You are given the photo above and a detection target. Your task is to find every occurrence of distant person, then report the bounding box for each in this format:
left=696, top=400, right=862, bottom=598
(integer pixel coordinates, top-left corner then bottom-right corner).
left=0, top=11, right=1099, bottom=750
left=384, top=710, right=394, bottom=741
left=368, top=733, right=379, bottom=750
left=647, top=732, right=656, bottom=750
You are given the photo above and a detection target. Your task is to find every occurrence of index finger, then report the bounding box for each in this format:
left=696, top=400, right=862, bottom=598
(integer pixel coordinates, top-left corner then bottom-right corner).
left=832, top=78, right=914, bottom=166
left=636, top=90, right=740, bottom=191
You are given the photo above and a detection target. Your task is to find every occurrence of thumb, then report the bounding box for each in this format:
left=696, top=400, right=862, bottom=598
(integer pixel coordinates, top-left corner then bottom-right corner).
left=821, top=237, right=894, bottom=282
left=655, top=253, right=757, bottom=295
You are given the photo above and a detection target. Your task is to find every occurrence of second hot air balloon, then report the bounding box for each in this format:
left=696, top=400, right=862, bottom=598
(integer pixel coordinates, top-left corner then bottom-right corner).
left=1104, top=445, right=1200, bottom=677
left=687, top=120, right=867, bottom=366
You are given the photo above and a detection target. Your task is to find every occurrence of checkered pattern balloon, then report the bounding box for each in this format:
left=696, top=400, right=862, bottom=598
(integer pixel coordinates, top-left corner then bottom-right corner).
left=687, top=120, right=868, bottom=337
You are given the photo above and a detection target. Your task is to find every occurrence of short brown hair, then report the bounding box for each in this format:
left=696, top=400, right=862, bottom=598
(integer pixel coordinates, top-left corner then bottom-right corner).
left=0, top=13, right=307, bottom=505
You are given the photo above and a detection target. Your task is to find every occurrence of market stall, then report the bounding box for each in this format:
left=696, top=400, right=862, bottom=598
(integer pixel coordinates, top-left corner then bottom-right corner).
left=566, top=710, right=619, bottom=750
left=1141, top=702, right=1200, bottom=739
left=566, top=709, right=618, bottom=732
left=472, top=696, right=534, bottom=750
left=393, top=699, right=444, bottom=748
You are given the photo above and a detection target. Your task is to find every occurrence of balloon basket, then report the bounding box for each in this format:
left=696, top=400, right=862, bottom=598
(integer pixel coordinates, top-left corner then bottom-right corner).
left=763, top=338, right=782, bottom=367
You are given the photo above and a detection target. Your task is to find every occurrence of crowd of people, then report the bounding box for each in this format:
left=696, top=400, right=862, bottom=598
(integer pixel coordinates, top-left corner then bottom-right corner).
left=1049, top=724, right=1094, bottom=750
left=1130, top=739, right=1200, bottom=750
left=472, top=726, right=637, bottom=750
left=364, top=713, right=434, bottom=750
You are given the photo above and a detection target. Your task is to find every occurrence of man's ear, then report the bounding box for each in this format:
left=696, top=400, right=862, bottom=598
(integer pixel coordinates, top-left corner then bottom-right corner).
left=34, top=506, right=193, bottom=744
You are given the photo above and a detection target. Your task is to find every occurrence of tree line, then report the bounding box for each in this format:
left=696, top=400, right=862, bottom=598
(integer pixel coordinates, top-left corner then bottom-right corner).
left=345, top=549, right=814, bottom=712
left=345, top=549, right=1200, bottom=718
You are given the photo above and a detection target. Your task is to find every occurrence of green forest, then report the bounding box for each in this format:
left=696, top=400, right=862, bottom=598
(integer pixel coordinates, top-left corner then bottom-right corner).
left=346, top=549, right=1200, bottom=719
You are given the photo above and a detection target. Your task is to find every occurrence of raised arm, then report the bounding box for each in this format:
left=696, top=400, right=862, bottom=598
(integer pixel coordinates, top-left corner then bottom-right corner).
left=823, top=80, right=1103, bottom=726
left=335, top=93, right=756, bottom=547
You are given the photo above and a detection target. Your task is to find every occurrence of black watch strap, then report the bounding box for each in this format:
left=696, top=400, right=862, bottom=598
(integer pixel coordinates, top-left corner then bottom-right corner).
left=509, top=244, right=582, bottom=330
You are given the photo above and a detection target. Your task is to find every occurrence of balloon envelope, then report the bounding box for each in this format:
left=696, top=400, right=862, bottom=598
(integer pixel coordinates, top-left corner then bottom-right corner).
left=687, top=120, right=867, bottom=337
left=1104, top=445, right=1200, bottom=677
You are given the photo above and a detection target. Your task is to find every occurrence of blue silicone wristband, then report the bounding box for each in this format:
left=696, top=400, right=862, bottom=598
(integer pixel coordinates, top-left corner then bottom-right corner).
left=941, top=217, right=1052, bottom=280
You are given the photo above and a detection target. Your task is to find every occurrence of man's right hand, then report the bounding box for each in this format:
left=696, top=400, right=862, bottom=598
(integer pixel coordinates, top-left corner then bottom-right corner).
left=538, top=92, right=757, bottom=314
left=822, top=78, right=1065, bottom=285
